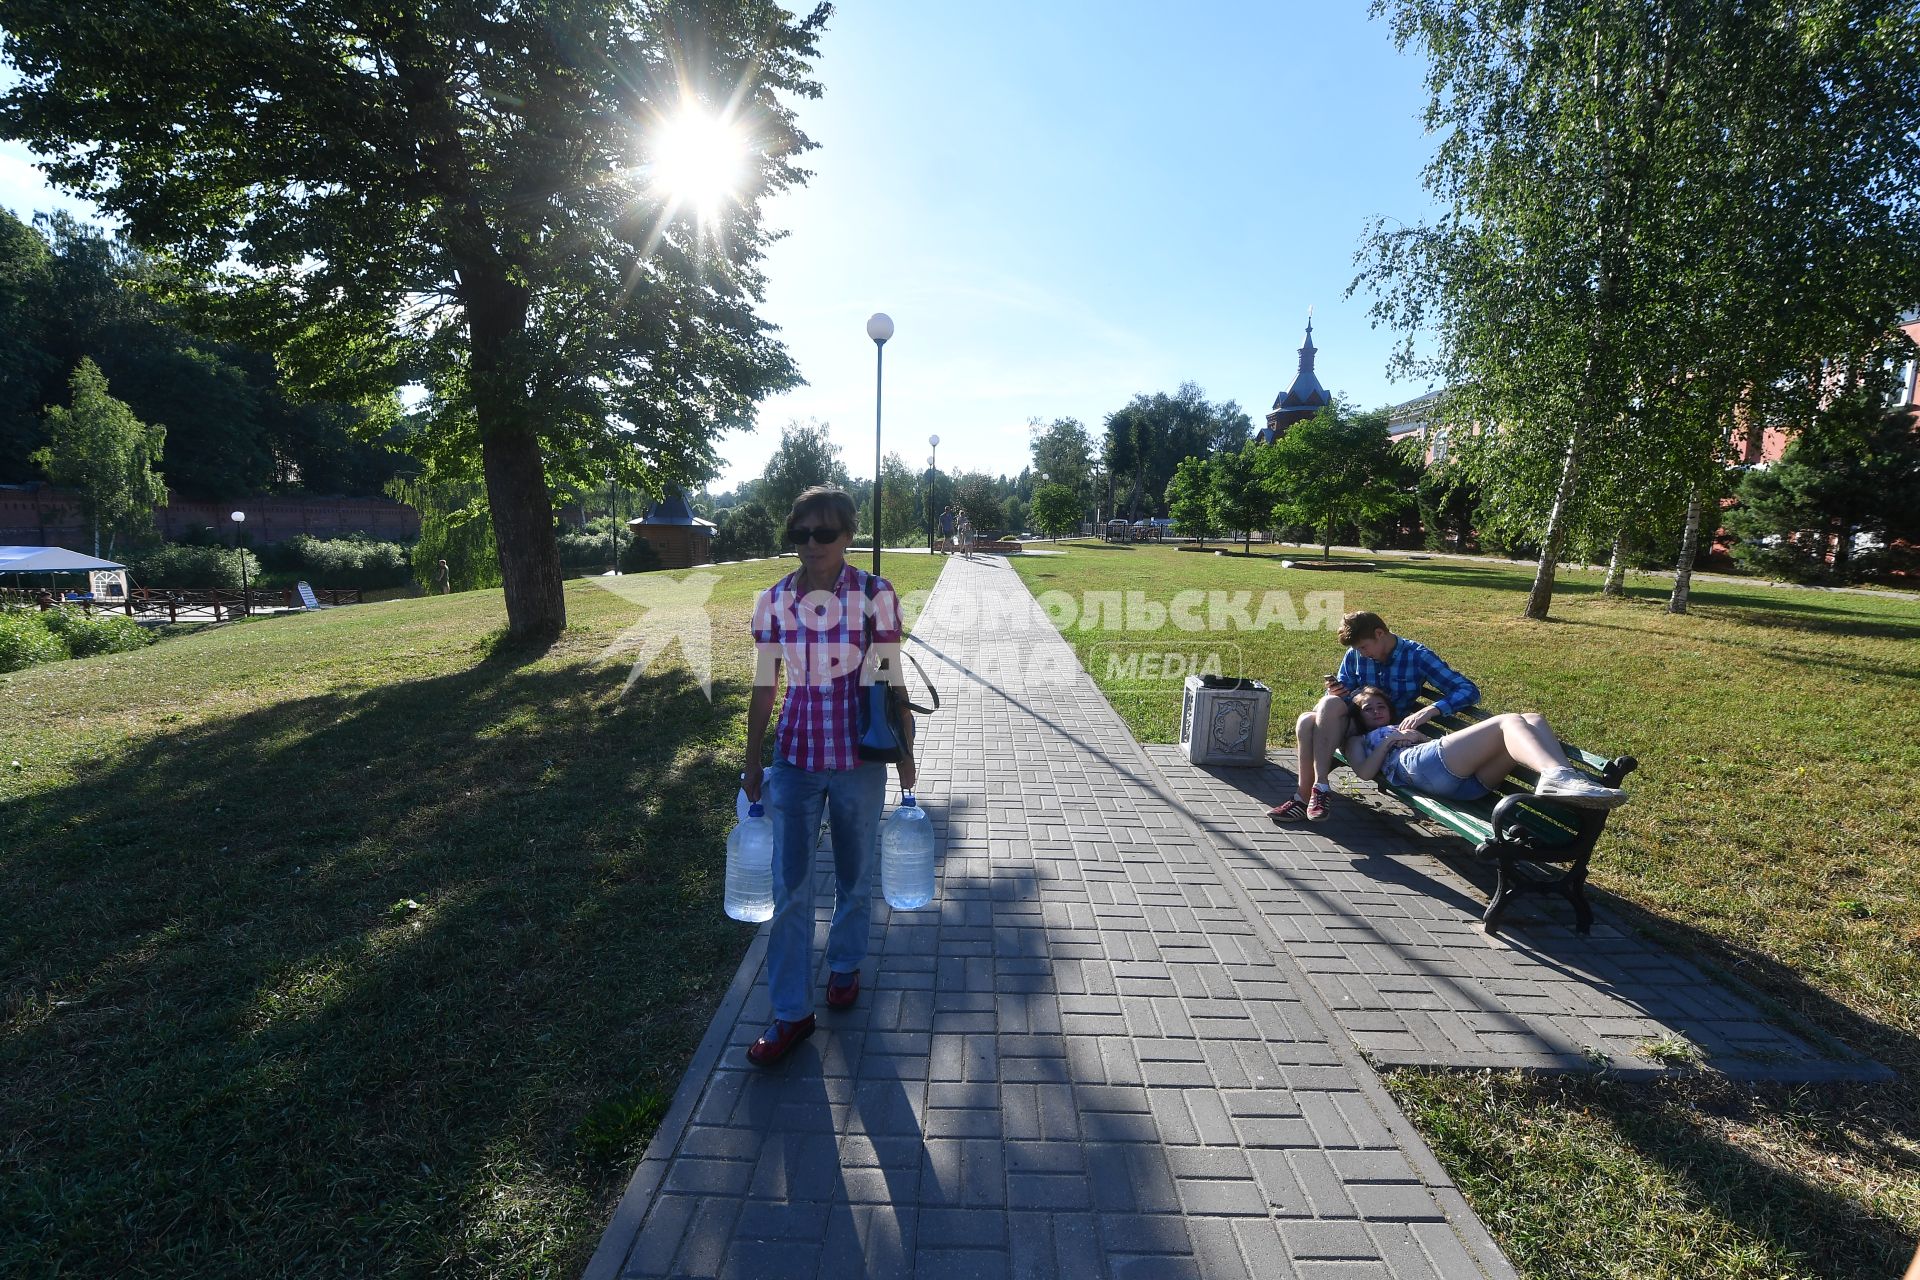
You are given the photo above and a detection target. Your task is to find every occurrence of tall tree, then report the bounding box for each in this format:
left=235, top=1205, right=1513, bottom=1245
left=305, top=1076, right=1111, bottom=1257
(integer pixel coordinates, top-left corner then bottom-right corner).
left=31, top=358, right=167, bottom=555
left=1164, top=456, right=1216, bottom=546
left=1209, top=444, right=1267, bottom=554
left=1029, top=416, right=1094, bottom=499
left=2, top=1, right=827, bottom=637
left=1102, top=383, right=1249, bottom=518
left=1355, top=0, right=1920, bottom=621
left=950, top=472, right=1004, bottom=533
left=1029, top=483, right=1080, bottom=540
left=758, top=419, right=848, bottom=527
left=1258, top=402, right=1407, bottom=559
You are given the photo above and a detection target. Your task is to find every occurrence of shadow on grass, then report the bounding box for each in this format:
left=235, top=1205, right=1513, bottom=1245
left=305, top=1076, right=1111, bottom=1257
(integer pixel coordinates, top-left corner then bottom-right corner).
left=0, top=653, right=753, bottom=1277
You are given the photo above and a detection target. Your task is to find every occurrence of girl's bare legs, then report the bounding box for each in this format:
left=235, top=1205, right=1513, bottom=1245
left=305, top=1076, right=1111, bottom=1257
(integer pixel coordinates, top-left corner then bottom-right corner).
left=1293, top=711, right=1318, bottom=800
left=1434, top=713, right=1569, bottom=788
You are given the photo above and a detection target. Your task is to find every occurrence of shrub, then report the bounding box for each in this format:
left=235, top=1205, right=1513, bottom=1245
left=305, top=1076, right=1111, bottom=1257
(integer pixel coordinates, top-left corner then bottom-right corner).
left=558, top=529, right=625, bottom=570
left=0, top=610, right=68, bottom=672
left=261, top=535, right=413, bottom=589
left=128, top=544, right=261, bottom=590
left=38, top=606, right=155, bottom=658
left=714, top=502, right=778, bottom=561
left=620, top=534, right=661, bottom=573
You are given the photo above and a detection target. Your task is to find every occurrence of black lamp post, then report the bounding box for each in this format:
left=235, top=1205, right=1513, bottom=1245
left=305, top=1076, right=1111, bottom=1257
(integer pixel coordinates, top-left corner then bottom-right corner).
left=230, top=510, right=248, bottom=612
left=926, top=434, right=940, bottom=551
left=866, top=312, right=893, bottom=575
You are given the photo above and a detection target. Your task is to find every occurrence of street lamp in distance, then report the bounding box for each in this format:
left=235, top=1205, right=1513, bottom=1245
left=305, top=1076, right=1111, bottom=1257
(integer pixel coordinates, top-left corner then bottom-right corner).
left=927, top=434, right=940, bottom=552
left=866, top=312, right=893, bottom=575
left=230, top=510, right=249, bottom=614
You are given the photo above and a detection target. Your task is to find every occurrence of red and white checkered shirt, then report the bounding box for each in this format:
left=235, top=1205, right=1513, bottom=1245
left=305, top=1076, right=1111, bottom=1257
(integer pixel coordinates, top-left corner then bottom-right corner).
left=752, top=564, right=902, bottom=772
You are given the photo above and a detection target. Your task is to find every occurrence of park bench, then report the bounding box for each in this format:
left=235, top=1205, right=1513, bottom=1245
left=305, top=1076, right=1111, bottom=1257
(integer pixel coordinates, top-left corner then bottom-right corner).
left=1334, top=704, right=1637, bottom=936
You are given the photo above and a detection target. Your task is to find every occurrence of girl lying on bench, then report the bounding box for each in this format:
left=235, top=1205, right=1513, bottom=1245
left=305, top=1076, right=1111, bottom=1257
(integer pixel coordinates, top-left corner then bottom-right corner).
left=1271, top=686, right=1630, bottom=818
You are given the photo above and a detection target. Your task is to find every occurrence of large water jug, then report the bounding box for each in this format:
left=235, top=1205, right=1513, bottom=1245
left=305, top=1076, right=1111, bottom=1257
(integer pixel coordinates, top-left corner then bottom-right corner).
left=725, top=803, right=775, bottom=922
left=881, top=792, right=937, bottom=910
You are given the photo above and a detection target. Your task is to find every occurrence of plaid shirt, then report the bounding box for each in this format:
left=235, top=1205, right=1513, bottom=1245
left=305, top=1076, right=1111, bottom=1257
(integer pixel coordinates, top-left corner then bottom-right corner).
left=1336, top=635, right=1480, bottom=718
left=752, top=563, right=901, bottom=771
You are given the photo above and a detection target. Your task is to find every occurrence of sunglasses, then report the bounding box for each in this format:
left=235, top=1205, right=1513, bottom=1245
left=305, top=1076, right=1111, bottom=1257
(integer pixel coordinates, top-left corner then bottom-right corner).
left=786, top=525, right=846, bottom=545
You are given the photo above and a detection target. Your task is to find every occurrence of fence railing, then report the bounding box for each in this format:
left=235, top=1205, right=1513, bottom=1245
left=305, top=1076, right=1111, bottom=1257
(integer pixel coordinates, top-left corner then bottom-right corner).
left=0, top=585, right=362, bottom=621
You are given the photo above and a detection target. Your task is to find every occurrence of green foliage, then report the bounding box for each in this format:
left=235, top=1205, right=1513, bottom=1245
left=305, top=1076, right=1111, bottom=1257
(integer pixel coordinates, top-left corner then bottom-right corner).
left=758, top=420, right=849, bottom=528
left=949, top=472, right=1005, bottom=533
left=0, top=608, right=68, bottom=671
left=556, top=530, right=623, bottom=572
left=1163, top=456, right=1216, bottom=544
left=1414, top=453, right=1478, bottom=551
left=1208, top=445, right=1267, bottom=551
left=618, top=534, right=662, bottom=574
left=875, top=452, right=922, bottom=547
left=1356, top=0, right=1920, bottom=618
left=36, top=605, right=154, bottom=658
left=1726, top=396, right=1920, bottom=583
left=30, top=358, right=167, bottom=553
left=1029, top=416, right=1095, bottom=497
left=1103, top=383, right=1250, bottom=517
left=387, top=474, right=500, bottom=594
left=260, top=534, right=413, bottom=589
left=0, top=3, right=830, bottom=636
left=126, top=543, right=261, bottom=591
left=1258, top=402, right=1410, bottom=555
left=713, top=501, right=778, bottom=562
left=1029, top=483, right=1082, bottom=539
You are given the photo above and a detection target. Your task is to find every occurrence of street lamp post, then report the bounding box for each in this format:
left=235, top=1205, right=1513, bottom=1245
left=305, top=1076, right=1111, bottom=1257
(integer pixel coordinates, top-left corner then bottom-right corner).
left=230, top=510, right=248, bottom=614
left=927, top=434, right=940, bottom=551
left=866, top=312, right=893, bottom=576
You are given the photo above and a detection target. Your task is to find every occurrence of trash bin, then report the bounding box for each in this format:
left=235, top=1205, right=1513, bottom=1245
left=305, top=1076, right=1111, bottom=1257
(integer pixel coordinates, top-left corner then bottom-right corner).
left=1180, top=675, right=1271, bottom=766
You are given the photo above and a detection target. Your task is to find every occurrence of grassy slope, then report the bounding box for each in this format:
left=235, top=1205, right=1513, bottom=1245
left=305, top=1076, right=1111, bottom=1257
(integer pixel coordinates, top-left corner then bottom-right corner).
left=0, top=555, right=945, bottom=1279
left=1015, top=543, right=1920, bottom=1280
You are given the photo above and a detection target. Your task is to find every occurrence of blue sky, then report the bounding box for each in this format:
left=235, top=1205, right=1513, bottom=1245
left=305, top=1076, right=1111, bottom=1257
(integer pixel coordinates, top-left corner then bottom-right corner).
left=0, top=2, right=1444, bottom=491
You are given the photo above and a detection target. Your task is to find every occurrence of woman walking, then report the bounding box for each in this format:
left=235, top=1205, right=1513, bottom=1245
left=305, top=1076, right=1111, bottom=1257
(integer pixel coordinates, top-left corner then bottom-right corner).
left=742, top=486, right=916, bottom=1066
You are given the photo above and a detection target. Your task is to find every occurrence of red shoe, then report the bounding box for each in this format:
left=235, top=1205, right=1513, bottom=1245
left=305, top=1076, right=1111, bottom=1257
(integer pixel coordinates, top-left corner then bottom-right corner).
left=1267, top=796, right=1308, bottom=823
left=746, top=1015, right=816, bottom=1066
left=826, top=969, right=861, bottom=1010
left=1306, top=790, right=1331, bottom=821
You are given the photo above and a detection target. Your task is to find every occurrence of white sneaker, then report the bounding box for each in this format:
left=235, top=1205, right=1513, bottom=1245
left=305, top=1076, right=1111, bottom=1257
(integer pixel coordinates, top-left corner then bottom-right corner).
left=1533, top=765, right=1630, bottom=809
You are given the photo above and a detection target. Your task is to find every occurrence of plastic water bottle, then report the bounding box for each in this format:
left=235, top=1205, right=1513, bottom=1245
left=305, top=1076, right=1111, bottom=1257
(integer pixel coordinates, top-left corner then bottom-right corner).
left=881, top=792, right=937, bottom=910
left=725, top=803, right=775, bottom=922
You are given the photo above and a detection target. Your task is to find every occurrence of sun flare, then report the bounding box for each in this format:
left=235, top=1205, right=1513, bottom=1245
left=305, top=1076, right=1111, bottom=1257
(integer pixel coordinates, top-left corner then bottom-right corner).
left=646, top=107, right=748, bottom=219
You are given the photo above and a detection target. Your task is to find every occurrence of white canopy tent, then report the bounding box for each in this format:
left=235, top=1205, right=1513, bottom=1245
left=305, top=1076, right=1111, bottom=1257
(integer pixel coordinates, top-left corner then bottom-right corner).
left=0, top=546, right=127, bottom=574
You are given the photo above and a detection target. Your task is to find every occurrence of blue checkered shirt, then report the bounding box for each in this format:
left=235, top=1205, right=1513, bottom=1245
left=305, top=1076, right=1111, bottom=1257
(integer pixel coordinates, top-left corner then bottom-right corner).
left=1336, top=636, right=1480, bottom=718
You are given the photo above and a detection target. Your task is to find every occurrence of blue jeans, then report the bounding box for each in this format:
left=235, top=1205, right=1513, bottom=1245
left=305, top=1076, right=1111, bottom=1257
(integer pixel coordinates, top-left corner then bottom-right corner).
left=765, top=759, right=887, bottom=1022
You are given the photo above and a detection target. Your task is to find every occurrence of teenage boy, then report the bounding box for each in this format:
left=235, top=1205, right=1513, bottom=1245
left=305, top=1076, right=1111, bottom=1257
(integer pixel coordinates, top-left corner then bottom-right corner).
left=1267, top=609, right=1480, bottom=822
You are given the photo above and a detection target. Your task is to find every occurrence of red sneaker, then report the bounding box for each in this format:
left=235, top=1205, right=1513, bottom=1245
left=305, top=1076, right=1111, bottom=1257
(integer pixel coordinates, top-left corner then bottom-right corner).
left=1267, top=796, right=1309, bottom=823
left=826, top=969, right=861, bottom=1010
left=746, top=1015, right=816, bottom=1066
left=1306, top=790, right=1331, bottom=822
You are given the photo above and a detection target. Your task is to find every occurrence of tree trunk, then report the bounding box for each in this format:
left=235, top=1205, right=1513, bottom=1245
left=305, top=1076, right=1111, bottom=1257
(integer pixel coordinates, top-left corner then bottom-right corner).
left=468, top=274, right=565, bottom=639
left=1602, top=527, right=1628, bottom=597
left=1668, top=486, right=1704, bottom=614
left=1525, top=430, right=1582, bottom=620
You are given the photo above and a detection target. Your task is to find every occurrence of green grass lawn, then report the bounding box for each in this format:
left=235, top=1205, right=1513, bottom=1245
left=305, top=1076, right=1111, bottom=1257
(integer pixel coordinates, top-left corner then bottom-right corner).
left=1016, top=542, right=1920, bottom=1280
left=0, top=554, right=945, bottom=1279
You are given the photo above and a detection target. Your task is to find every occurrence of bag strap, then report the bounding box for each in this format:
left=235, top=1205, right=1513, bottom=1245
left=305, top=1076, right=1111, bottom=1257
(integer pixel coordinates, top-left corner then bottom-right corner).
left=864, top=572, right=940, bottom=715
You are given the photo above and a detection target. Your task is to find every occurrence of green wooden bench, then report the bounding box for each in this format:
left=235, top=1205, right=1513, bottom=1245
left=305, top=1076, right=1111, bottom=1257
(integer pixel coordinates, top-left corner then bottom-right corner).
left=1334, top=704, right=1638, bottom=935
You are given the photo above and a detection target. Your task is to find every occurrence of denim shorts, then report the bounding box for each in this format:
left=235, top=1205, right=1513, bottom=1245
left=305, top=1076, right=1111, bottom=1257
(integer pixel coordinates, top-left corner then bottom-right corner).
left=1384, top=740, right=1490, bottom=802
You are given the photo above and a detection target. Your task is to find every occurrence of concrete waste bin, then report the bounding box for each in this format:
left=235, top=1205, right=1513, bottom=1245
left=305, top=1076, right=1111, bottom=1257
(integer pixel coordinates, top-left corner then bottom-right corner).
left=1179, top=675, right=1271, bottom=766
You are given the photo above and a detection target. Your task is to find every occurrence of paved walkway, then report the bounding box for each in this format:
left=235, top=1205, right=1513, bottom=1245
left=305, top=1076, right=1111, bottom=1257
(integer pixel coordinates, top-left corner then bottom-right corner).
left=1150, top=750, right=1879, bottom=1081
left=586, top=553, right=1873, bottom=1280
left=590, top=555, right=1514, bottom=1279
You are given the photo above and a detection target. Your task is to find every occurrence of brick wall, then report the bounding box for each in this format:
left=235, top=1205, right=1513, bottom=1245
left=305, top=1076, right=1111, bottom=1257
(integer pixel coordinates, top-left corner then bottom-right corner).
left=0, top=485, right=421, bottom=546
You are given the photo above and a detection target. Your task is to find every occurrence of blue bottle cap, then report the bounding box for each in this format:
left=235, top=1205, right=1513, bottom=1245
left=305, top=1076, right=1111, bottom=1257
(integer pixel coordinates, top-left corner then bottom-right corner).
left=901, top=791, right=917, bottom=807
left=748, top=802, right=764, bottom=818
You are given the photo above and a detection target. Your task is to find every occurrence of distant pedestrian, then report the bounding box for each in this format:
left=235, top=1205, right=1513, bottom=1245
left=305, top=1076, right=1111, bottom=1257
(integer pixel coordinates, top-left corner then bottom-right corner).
left=956, top=511, right=975, bottom=559
left=433, top=559, right=451, bottom=595
left=937, top=505, right=954, bottom=554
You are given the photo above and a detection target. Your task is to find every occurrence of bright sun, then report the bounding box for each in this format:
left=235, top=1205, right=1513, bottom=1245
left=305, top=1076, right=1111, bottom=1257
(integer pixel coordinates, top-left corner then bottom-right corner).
left=647, top=108, right=748, bottom=219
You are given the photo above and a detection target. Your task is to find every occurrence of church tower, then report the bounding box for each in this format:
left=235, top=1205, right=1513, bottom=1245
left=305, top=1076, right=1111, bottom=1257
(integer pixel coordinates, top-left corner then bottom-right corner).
left=1257, top=316, right=1334, bottom=442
